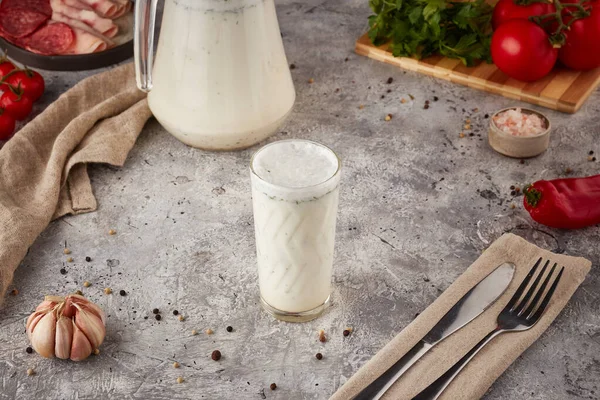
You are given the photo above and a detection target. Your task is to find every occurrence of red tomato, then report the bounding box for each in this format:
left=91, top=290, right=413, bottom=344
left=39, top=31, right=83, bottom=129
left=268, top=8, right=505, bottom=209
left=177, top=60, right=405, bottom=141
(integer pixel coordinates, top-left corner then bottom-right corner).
left=0, top=109, right=16, bottom=141
left=492, top=0, right=552, bottom=30
left=5, top=69, right=45, bottom=102
left=558, top=3, right=600, bottom=70
left=0, top=60, right=15, bottom=81
left=0, top=86, right=33, bottom=121
left=491, top=20, right=558, bottom=82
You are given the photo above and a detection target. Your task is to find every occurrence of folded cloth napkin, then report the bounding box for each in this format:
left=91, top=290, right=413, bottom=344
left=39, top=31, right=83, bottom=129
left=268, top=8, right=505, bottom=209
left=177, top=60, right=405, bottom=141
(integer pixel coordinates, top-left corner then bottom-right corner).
left=0, top=62, right=151, bottom=303
left=331, top=233, right=591, bottom=400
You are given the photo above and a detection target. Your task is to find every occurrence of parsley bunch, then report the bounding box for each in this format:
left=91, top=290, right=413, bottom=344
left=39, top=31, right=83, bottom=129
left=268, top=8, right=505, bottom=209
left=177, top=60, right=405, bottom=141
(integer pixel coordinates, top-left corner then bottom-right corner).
left=368, top=0, right=493, bottom=66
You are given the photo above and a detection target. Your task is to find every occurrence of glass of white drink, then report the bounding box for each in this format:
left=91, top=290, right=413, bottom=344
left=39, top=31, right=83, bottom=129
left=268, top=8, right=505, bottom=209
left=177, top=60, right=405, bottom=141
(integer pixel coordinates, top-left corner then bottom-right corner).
left=250, top=140, right=341, bottom=322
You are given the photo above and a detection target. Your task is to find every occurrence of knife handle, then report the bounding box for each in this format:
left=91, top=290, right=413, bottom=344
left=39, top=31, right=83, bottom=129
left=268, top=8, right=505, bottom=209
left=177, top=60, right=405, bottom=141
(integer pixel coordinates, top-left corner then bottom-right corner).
left=353, top=340, right=433, bottom=400
left=412, top=328, right=503, bottom=400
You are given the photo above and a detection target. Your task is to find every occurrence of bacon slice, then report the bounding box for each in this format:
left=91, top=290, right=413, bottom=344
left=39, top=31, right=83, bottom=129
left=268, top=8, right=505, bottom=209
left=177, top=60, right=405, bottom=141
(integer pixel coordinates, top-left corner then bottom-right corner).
left=50, top=0, right=118, bottom=37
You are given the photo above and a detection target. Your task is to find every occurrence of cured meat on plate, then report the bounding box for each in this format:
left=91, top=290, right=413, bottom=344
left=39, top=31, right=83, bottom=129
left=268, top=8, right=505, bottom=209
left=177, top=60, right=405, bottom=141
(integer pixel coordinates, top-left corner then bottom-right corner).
left=0, top=0, right=131, bottom=55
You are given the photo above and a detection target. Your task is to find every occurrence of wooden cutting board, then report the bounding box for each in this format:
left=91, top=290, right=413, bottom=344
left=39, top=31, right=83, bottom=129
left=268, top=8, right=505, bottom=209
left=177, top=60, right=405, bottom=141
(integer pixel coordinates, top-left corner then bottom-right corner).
left=355, top=33, right=600, bottom=113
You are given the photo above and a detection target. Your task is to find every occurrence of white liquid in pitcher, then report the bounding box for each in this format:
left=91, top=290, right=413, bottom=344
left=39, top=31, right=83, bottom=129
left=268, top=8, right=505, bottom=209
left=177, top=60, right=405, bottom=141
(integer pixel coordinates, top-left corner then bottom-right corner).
left=148, top=0, right=295, bottom=150
left=251, top=140, right=341, bottom=313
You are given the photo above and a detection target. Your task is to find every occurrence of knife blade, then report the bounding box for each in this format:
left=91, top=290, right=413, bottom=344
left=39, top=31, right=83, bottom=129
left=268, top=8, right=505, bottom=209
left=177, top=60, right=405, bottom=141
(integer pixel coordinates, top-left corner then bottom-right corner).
left=353, top=262, right=515, bottom=400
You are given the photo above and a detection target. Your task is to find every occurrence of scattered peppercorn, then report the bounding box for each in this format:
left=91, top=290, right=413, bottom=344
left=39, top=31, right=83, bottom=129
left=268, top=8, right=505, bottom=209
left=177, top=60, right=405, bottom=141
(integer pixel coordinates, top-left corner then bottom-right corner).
left=408, top=94, right=415, bottom=100
left=226, top=326, right=233, bottom=332
left=433, top=96, right=439, bottom=102
left=178, top=315, right=185, bottom=321
left=308, top=78, right=314, bottom=84
left=108, top=229, right=117, bottom=235
left=93, top=349, right=100, bottom=355
left=387, top=77, right=393, bottom=84
left=385, top=114, right=392, bottom=121
left=511, top=191, right=516, bottom=196
left=510, top=203, right=516, bottom=209
left=211, top=350, right=222, bottom=361
left=424, top=104, right=430, bottom=109
left=589, top=150, right=594, bottom=155
left=343, top=329, right=351, bottom=337
left=520, top=159, right=525, bottom=164
left=104, top=288, right=112, bottom=295
left=153, top=308, right=159, bottom=314
left=358, top=104, right=364, bottom=109
left=318, top=330, right=327, bottom=343
left=459, top=132, right=465, bottom=138
left=173, top=310, right=179, bottom=315
left=484, top=114, right=489, bottom=119
left=177, top=377, right=184, bottom=384
left=515, top=187, right=521, bottom=193
left=206, top=328, right=214, bottom=335
left=469, top=132, right=474, bottom=137
left=387, top=89, right=392, bottom=93
left=63, top=248, right=71, bottom=255
left=270, top=383, right=277, bottom=391
left=26, top=368, right=35, bottom=376
left=173, top=362, right=180, bottom=368
left=401, top=98, right=407, bottom=104
left=10, top=288, right=18, bottom=295
left=425, top=100, right=430, bottom=104
left=85, top=256, right=92, bottom=262
left=381, top=95, right=385, bottom=99
left=289, top=64, right=296, bottom=69
left=565, top=168, right=573, bottom=174
left=75, top=290, right=83, bottom=296
left=83, top=281, right=91, bottom=287
left=588, top=155, right=594, bottom=161
left=315, top=353, right=323, bottom=360
left=60, top=268, right=67, bottom=275
left=155, top=314, right=162, bottom=321
left=26, top=347, right=33, bottom=354
left=344, top=57, right=349, bottom=62
left=510, top=185, right=515, bottom=190
left=464, top=124, right=471, bottom=130
left=191, top=329, right=198, bottom=336
left=119, top=290, right=127, bottom=296
left=66, top=257, right=74, bottom=263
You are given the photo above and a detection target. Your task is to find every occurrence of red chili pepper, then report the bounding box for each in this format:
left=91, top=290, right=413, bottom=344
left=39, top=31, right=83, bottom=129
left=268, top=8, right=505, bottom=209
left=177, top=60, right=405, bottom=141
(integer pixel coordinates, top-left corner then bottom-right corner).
left=523, top=175, right=600, bottom=229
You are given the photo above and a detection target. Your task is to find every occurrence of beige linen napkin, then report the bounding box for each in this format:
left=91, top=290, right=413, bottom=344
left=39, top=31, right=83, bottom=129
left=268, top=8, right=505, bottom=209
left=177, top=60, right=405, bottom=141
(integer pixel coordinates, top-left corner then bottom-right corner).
left=332, top=233, right=591, bottom=400
left=0, top=62, right=151, bottom=303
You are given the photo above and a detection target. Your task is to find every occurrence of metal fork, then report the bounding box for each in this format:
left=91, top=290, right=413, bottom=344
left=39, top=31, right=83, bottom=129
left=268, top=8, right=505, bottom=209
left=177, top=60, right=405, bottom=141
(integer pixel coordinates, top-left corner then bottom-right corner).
left=412, top=258, right=564, bottom=400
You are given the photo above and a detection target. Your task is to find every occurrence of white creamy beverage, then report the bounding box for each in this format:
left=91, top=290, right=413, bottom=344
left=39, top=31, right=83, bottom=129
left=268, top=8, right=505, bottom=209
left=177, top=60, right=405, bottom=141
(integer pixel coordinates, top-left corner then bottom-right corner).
left=251, top=140, right=341, bottom=319
left=147, top=0, right=295, bottom=150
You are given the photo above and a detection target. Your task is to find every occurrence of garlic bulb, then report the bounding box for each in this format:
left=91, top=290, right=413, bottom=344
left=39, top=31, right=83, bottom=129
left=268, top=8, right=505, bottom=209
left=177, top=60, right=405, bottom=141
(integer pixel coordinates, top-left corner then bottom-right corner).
left=26, top=294, right=106, bottom=361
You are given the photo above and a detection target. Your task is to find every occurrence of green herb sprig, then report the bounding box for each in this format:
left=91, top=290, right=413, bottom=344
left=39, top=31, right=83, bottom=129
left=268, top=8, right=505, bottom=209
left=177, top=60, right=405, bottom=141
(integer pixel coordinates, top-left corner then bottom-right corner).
left=368, top=0, right=493, bottom=66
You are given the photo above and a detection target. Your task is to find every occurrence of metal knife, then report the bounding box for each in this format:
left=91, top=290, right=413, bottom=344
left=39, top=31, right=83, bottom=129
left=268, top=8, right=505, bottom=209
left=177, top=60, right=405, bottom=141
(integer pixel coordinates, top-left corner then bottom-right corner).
left=353, top=262, right=515, bottom=400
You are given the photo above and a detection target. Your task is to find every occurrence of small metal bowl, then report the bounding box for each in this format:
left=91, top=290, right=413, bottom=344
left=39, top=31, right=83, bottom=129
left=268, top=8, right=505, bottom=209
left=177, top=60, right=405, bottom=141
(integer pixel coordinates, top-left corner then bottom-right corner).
left=488, top=107, right=551, bottom=158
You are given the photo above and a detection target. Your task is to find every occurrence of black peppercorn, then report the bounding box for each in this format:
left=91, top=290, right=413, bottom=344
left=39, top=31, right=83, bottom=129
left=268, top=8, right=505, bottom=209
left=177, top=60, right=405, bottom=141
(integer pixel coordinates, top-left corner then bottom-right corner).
left=226, top=326, right=233, bottom=332
left=173, top=310, right=179, bottom=315
left=433, top=96, right=439, bottom=101
left=289, top=63, right=296, bottom=70
left=315, top=353, right=323, bottom=360
left=589, top=150, right=594, bottom=155
left=26, top=347, right=33, bottom=354
left=511, top=191, right=516, bottom=196
left=119, top=290, right=127, bottom=296
left=387, top=77, right=393, bottom=84
left=211, top=350, right=221, bottom=361
left=152, top=308, right=159, bottom=314
left=155, top=314, right=161, bottom=321
left=270, top=383, right=277, bottom=391
left=60, top=268, right=67, bottom=275
left=484, top=114, right=489, bottom=118
left=85, top=256, right=92, bottom=262
left=343, top=330, right=351, bottom=337
left=424, top=104, right=430, bottom=109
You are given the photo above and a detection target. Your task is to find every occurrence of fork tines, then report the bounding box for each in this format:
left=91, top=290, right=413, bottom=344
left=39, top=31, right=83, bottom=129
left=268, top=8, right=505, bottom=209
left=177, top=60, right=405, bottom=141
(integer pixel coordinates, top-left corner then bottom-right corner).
left=505, top=257, right=565, bottom=321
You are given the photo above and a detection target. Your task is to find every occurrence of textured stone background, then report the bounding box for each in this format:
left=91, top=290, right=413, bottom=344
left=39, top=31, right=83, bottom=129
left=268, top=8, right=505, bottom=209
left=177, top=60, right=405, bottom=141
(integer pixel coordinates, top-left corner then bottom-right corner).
left=0, top=1, right=599, bottom=399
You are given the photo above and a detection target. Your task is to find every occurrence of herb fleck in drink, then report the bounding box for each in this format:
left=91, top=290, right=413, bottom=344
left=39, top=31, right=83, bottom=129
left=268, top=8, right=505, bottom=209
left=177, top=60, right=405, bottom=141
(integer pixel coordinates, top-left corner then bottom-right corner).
left=250, top=140, right=341, bottom=322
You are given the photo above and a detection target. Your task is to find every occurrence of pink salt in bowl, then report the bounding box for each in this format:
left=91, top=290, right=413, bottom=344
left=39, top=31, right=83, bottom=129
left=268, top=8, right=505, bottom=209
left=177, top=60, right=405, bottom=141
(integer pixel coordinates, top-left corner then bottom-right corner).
left=488, top=107, right=551, bottom=158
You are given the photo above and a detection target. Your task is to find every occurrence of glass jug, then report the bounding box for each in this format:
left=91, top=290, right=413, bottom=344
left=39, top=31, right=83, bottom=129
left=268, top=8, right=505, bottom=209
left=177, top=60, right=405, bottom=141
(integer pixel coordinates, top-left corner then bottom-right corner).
left=134, top=0, right=296, bottom=150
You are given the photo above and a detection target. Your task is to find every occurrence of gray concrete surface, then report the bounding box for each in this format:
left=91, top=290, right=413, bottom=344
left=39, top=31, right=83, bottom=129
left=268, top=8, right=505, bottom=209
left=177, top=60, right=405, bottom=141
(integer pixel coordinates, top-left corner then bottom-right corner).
left=1, top=1, right=599, bottom=399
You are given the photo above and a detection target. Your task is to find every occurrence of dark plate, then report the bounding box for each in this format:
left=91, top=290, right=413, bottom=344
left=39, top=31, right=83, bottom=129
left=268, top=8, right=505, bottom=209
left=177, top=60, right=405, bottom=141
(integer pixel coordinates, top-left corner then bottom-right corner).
left=0, top=38, right=133, bottom=71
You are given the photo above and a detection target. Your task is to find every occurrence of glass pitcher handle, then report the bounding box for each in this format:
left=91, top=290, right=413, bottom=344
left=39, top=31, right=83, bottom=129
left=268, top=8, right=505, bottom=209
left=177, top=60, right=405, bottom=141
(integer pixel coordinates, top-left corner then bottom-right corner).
left=134, top=0, right=159, bottom=92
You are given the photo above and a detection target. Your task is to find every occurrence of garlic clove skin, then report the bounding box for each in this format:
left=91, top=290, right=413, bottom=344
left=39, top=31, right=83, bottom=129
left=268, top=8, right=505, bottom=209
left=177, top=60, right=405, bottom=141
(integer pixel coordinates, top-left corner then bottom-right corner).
left=30, top=311, right=57, bottom=358
left=74, top=298, right=106, bottom=324
left=70, top=319, right=92, bottom=361
left=55, top=316, right=74, bottom=359
left=74, top=306, right=105, bottom=349
left=35, top=300, right=57, bottom=312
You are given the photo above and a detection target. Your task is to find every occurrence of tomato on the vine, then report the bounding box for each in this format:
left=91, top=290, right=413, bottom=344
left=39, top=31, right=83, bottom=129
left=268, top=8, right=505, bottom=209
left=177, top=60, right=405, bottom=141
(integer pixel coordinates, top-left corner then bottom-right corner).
left=4, top=68, right=45, bottom=102
left=491, top=19, right=558, bottom=81
left=0, top=109, right=16, bottom=141
left=0, top=85, right=33, bottom=121
left=492, top=0, right=553, bottom=30
left=558, top=2, right=600, bottom=70
left=0, top=60, right=15, bottom=81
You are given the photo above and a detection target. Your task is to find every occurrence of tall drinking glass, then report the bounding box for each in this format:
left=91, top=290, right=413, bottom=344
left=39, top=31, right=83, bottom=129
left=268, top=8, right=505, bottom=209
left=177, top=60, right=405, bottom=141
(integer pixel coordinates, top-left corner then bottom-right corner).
left=250, top=140, right=341, bottom=322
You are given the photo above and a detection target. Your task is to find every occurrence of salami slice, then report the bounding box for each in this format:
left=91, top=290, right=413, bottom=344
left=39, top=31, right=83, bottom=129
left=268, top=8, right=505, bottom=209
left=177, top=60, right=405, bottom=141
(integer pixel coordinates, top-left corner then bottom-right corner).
left=0, top=8, right=49, bottom=38
left=26, top=22, right=75, bottom=55
left=0, top=0, right=52, bottom=17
